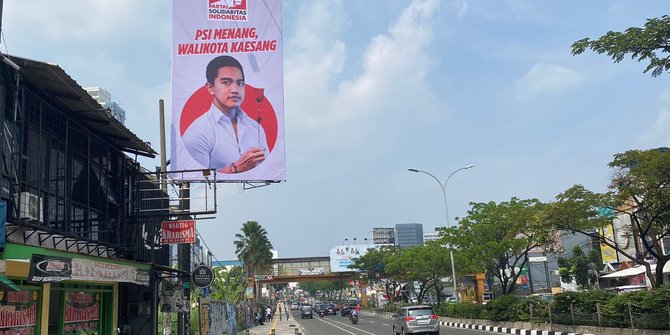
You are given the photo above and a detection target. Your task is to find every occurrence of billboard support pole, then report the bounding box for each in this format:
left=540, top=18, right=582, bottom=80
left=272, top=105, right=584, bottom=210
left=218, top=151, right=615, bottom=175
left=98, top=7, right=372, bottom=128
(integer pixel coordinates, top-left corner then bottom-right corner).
left=178, top=183, right=191, bottom=335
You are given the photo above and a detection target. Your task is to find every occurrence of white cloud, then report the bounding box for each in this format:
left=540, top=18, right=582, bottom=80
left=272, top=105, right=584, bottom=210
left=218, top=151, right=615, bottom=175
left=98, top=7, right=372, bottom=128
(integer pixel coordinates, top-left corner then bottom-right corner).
left=286, top=0, right=441, bottom=134
left=4, top=1, right=153, bottom=41
left=638, top=89, right=670, bottom=146
left=514, top=63, right=583, bottom=100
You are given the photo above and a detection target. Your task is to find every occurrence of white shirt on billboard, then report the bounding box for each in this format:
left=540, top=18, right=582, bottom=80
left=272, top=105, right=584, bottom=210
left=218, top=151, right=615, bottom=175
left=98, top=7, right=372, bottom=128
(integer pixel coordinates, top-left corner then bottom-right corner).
left=182, top=105, right=268, bottom=171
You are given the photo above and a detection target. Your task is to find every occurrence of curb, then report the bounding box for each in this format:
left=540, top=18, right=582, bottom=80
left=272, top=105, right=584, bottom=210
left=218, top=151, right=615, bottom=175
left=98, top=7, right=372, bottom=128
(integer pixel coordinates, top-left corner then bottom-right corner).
left=362, top=311, right=594, bottom=335
left=441, top=322, right=595, bottom=335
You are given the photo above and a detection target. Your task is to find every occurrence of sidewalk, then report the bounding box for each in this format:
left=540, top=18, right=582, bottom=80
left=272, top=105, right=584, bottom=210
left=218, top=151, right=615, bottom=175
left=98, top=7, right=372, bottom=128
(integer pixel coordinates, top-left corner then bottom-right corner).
left=236, top=313, right=305, bottom=335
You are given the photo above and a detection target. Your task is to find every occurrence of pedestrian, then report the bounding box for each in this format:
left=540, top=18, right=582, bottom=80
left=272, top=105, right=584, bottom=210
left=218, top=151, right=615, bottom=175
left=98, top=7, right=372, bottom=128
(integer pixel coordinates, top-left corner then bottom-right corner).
left=278, top=303, right=283, bottom=320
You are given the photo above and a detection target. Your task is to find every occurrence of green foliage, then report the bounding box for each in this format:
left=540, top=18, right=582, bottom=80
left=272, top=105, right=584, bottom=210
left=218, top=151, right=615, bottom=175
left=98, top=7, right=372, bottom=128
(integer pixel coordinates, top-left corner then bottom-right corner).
left=572, top=15, right=670, bottom=77
left=436, top=301, right=488, bottom=319
left=439, top=197, right=555, bottom=295
left=434, top=288, right=670, bottom=330
left=556, top=246, right=597, bottom=290
left=233, top=221, right=274, bottom=279
left=487, top=295, right=525, bottom=321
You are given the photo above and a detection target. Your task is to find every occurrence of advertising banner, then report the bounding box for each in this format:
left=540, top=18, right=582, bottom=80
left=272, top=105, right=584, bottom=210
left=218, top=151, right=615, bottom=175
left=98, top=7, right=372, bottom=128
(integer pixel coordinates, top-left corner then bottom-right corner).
left=29, top=254, right=149, bottom=285
left=329, top=245, right=372, bottom=273
left=161, top=220, right=196, bottom=244
left=172, top=0, right=285, bottom=182
left=600, top=222, right=618, bottom=263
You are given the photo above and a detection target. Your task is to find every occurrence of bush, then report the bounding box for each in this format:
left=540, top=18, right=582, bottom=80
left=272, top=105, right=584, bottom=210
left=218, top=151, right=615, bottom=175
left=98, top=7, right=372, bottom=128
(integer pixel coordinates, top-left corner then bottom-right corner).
left=437, top=301, right=488, bottom=319
left=487, top=295, right=525, bottom=321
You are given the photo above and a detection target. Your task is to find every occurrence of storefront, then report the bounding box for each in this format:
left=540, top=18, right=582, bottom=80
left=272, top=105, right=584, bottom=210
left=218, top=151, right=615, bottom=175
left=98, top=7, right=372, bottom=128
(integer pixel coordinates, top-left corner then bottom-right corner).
left=2, top=243, right=150, bottom=335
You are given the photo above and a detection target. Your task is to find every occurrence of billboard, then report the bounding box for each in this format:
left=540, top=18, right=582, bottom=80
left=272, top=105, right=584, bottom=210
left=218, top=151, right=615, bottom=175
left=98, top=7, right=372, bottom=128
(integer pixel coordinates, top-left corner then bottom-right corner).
left=329, top=245, right=373, bottom=273
left=372, top=227, right=395, bottom=245
left=172, top=0, right=285, bottom=182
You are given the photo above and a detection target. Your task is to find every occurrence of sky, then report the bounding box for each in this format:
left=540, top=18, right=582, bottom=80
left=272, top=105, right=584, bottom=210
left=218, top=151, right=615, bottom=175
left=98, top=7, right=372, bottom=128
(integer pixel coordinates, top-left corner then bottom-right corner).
left=4, top=1, right=670, bottom=261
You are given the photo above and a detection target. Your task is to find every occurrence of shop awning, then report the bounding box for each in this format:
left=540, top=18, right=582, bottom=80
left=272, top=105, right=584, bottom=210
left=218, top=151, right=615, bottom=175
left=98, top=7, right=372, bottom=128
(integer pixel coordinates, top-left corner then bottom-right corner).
left=601, top=265, right=648, bottom=278
left=0, top=275, right=20, bottom=291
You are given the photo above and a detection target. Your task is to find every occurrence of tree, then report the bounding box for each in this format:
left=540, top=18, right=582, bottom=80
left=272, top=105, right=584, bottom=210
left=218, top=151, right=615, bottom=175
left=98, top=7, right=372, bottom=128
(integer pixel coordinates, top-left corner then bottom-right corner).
left=571, top=15, right=670, bottom=77
left=557, top=245, right=598, bottom=290
left=212, top=265, right=246, bottom=303
left=233, top=221, right=274, bottom=280
left=545, top=148, right=670, bottom=287
left=383, top=242, right=452, bottom=303
left=349, top=245, right=404, bottom=302
left=439, top=198, right=557, bottom=295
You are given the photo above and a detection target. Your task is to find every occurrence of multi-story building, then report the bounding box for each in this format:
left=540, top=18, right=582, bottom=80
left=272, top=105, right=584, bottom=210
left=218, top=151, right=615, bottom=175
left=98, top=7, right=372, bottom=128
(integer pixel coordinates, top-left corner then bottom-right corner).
left=395, top=223, right=424, bottom=248
left=0, top=54, right=173, bottom=335
left=84, top=86, right=127, bottom=125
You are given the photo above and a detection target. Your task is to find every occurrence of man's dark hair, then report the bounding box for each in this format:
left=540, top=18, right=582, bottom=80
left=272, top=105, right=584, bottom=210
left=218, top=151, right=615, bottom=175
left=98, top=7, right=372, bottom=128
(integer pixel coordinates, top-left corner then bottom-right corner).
left=206, top=55, right=244, bottom=84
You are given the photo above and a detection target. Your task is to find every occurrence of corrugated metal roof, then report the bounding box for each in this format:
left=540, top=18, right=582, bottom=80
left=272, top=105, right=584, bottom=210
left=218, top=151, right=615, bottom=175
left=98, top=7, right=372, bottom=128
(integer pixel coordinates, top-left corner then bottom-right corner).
left=6, top=54, right=156, bottom=157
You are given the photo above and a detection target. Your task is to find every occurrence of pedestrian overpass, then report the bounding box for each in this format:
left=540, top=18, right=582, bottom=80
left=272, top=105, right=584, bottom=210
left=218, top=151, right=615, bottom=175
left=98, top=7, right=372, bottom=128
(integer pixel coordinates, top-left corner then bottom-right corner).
left=252, top=256, right=370, bottom=306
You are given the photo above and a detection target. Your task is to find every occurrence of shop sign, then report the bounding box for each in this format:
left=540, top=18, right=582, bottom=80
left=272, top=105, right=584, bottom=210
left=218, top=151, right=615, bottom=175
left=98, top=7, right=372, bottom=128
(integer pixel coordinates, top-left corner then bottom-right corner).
left=29, top=254, right=148, bottom=285
left=192, top=265, right=214, bottom=288
left=160, top=220, right=196, bottom=244
left=71, top=259, right=143, bottom=285
left=0, top=303, right=36, bottom=328
left=64, top=292, right=99, bottom=335
left=28, top=254, right=72, bottom=283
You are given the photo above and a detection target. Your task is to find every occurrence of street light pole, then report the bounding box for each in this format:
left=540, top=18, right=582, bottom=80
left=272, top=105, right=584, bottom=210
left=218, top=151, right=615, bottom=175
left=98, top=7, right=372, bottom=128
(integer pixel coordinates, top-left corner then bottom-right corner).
left=408, top=164, right=474, bottom=302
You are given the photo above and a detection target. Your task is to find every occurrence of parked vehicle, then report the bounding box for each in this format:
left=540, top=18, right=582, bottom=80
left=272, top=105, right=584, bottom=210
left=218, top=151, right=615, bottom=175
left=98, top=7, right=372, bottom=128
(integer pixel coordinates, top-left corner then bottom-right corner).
left=392, top=305, right=439, bottom=335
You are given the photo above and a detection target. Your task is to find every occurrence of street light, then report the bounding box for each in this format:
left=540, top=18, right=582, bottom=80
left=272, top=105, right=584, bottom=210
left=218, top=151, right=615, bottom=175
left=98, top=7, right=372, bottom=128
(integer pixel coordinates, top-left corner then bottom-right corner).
left=408, top=164, right=474, bottom=302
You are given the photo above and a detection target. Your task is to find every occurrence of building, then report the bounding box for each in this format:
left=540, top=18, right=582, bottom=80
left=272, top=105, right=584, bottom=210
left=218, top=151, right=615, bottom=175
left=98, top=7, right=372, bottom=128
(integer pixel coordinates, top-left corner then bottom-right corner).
left=395, top=223, right=424, bottom=248
left=0, top=54, right=173, bottom=335
left=84, top=86, right=127, bottom=125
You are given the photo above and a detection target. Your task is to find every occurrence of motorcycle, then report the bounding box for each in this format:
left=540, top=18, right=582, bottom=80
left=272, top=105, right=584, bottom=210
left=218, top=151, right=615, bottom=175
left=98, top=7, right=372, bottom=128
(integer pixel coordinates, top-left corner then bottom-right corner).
left=319, top=310, right=325, bottom=318
left=349, top=311, right=358, bottom=324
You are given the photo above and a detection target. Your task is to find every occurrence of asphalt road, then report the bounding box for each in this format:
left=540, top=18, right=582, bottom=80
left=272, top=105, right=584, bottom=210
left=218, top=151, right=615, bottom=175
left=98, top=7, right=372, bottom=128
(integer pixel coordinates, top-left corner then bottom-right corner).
left=290, top=310, right=489, bottom=335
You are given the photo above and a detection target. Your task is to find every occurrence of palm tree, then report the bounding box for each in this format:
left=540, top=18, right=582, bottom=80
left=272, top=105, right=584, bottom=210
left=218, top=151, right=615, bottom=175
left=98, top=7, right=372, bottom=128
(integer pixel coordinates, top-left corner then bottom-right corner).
left=233, top=221, right=273, bottom=280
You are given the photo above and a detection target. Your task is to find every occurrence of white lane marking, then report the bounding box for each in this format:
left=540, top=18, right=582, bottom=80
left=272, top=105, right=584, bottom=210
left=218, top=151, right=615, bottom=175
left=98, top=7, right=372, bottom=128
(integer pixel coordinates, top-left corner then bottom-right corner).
left=321, top=317, right=378, bottom=335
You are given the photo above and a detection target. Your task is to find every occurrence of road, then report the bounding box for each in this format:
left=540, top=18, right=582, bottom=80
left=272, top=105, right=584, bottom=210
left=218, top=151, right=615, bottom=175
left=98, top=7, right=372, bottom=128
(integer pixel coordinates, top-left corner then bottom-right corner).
left=289, top=310, right=487, bottom=335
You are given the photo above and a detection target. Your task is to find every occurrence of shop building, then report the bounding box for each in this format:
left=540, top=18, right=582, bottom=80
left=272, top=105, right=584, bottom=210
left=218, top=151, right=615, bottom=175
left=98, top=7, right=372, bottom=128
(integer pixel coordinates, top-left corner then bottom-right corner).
left=0, top=54, right=172, bottom=335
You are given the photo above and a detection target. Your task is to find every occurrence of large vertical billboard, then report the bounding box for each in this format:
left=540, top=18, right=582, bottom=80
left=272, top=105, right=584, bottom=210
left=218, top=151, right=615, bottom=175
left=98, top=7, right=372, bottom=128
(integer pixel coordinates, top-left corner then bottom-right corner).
left=172, top=0, right=285, bottom=182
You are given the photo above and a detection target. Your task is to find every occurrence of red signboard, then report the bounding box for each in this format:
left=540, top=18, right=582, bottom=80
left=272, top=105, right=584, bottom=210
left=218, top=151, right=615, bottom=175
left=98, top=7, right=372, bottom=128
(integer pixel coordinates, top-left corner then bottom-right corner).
left=160, top=220, right=196, bottom=244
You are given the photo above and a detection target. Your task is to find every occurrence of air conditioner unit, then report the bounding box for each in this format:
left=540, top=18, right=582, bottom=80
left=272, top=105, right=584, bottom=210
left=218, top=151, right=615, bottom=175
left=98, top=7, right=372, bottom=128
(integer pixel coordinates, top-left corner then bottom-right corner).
left=15, top=192, right=43, bottom=222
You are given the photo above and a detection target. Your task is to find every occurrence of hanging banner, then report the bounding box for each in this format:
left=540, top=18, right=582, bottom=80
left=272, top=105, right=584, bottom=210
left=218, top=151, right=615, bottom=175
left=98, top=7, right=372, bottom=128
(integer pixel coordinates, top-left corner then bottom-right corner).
left=171, top=0, right=285, bottom=182
left=161, top=220, right=196, bottom=244
left=29, top=255, right=148, bottom=285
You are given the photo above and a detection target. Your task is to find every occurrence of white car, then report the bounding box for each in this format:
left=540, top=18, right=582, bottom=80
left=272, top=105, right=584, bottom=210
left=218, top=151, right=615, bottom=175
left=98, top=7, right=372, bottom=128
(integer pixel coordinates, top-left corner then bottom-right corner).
left=290, top=303, right=298, bottom=310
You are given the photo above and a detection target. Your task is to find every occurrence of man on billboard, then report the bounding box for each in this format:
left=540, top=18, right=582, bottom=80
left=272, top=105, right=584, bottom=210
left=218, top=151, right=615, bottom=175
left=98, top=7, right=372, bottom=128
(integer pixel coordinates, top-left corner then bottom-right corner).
left=181, top=55, right=268, bottom=173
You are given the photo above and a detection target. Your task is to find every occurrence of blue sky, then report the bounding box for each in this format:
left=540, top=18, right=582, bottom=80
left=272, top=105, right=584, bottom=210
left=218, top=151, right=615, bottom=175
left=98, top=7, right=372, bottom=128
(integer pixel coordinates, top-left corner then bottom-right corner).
left=4, top=1, right=670, bottom=260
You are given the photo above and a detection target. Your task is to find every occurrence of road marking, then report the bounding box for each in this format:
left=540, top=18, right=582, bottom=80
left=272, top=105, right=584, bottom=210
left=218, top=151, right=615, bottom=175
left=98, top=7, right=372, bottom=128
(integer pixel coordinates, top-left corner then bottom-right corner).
left=316, top=317, right=377, bottom=335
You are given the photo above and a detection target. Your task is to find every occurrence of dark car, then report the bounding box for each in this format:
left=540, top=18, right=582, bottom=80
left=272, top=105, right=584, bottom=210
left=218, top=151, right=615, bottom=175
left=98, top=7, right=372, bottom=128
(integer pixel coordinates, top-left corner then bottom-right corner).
left=300, top=305, right=313, bottom=319
left=340, top=303, right=353, bottom=316
left=392, top=305, right=439, bottom=335
left=314, top=303, right=326, bottom=315
left=326, top=303, right=337, bottom=315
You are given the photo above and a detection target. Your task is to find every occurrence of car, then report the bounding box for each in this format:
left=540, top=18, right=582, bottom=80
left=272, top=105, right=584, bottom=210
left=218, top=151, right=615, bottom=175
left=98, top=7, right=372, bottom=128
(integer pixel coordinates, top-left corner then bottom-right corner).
left=326, top=303, right=337, bottom=315
left=339, top=303, right=353, bottom=316
left=392, top=305, right=439, bottom=335
left=300, top=305, right=313, bottom=319
left=290, top=303, right=299, bottom=310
